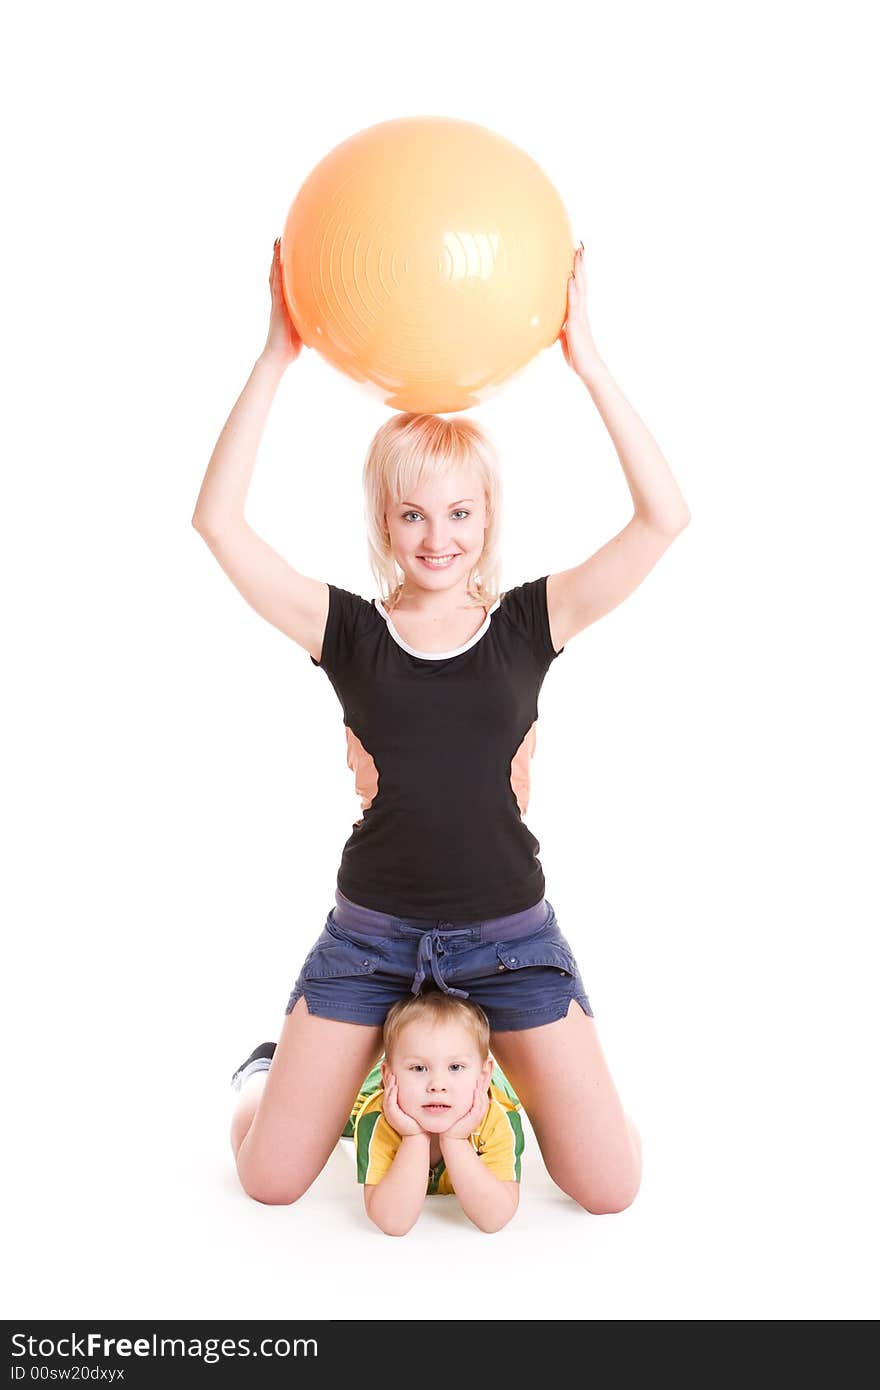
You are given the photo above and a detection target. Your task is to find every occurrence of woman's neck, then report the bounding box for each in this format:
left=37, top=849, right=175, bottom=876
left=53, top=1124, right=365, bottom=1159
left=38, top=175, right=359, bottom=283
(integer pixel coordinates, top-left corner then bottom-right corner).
left=390, top=585, right=481, bottom=618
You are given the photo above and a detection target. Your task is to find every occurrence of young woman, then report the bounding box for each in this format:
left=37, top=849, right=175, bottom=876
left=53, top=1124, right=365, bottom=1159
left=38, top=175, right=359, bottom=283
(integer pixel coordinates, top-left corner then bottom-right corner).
left=193, top=237, right=690, bottom=1214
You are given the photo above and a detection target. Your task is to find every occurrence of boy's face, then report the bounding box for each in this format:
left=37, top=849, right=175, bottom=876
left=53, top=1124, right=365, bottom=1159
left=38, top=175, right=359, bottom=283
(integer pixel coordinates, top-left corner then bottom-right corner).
left=383, top=1019, right=494, bottom=1134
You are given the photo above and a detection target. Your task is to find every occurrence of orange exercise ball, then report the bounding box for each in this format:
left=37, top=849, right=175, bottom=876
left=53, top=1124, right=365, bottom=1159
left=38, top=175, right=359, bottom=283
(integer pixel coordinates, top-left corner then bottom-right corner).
left=280, top=116, right=573, bottom=413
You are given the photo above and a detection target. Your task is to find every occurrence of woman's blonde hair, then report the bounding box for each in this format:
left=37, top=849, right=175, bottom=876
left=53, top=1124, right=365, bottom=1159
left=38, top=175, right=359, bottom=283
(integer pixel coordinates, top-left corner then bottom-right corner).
left=363, top=413, right=503, bottom=613
left=383, top=990, right=490, bottom=1062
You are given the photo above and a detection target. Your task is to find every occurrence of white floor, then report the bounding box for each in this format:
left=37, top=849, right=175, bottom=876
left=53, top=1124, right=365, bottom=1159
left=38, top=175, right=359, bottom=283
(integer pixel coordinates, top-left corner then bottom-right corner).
left=6, top=1068, right=874, bottom=1321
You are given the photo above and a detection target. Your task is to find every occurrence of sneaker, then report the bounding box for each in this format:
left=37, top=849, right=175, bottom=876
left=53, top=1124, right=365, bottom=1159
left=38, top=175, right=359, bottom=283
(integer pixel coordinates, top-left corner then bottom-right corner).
left=231, top=1041, right=276, bottom=1091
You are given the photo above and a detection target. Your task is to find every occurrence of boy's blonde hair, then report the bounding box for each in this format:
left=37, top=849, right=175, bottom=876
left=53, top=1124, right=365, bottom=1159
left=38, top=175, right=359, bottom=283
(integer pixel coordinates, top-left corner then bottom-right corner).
left=383, top=990, right=491, bottom=1062
left=362, top=412, right=503, bottom=613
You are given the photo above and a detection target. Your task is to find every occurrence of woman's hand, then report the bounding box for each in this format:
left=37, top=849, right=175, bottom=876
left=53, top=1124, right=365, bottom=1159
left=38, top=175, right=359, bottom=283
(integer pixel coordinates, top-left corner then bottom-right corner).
left=559, top=242, right=601, bottom=379
left=263, top=237, right=304, bottom=367
left=440, top=1080, right=490, bottom=1141
left=382, top=1074, right=425, bottom=1137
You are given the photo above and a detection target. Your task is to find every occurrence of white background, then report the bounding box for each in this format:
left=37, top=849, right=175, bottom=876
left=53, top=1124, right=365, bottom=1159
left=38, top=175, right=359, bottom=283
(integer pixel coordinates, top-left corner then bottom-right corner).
left=4, top=0, right=878, bottom=1322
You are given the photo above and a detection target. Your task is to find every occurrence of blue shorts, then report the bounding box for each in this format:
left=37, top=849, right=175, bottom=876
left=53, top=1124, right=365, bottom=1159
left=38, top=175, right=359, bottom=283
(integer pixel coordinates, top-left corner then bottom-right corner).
left=285, top=890, right=594, bottom=1032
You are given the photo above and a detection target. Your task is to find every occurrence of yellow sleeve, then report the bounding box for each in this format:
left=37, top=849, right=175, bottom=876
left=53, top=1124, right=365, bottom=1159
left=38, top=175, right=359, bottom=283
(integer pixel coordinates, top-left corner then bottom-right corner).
left=475, top=1096, right=525, bottom=1183
left=354, top=1096, right=402, bottom=1186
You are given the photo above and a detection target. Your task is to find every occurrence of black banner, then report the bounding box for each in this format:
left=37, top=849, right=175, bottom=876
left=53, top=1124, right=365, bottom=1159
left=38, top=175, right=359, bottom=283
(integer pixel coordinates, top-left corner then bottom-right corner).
left=5, top=1322, right=591, bottom=1383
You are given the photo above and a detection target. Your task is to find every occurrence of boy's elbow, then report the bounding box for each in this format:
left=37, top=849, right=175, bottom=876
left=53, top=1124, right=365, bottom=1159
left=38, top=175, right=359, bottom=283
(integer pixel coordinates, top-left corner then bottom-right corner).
left=473, top=1213, right=516, bottom=1234
left=365, top=1193, right=418, bottom=1237
left=369, top=1211, right=417, bottom=1237
left=472, top=1188, right=519, bottom=1233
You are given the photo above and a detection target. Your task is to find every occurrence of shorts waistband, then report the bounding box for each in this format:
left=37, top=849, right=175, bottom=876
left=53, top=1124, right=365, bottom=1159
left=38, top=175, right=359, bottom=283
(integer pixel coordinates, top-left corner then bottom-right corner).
left=332, top=889, right=551, bottom=944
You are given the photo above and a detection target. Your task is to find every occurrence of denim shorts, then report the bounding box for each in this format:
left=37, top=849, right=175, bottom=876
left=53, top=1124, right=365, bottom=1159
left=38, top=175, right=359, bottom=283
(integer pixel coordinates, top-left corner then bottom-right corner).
left=284, top=890, right=594, bottom=1032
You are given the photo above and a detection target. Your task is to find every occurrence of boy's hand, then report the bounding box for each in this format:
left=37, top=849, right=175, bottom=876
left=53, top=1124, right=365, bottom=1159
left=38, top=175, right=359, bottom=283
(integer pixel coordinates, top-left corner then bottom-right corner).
left=440, top=1081, right=490, bottom=1141
left=382, top=1074, right=425, bottom=1137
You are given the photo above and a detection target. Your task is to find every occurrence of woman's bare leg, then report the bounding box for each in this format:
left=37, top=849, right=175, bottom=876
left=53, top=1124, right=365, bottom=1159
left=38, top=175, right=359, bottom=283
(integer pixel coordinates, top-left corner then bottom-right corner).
left=231, top=997, right=383, bottom=1205
left=490, top=1000, right=642, bottom=1214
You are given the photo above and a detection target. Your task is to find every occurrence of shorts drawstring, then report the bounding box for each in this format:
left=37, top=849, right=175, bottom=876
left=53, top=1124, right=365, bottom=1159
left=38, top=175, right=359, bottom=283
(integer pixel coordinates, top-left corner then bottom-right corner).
left=410, top=929, right=470, bottom=999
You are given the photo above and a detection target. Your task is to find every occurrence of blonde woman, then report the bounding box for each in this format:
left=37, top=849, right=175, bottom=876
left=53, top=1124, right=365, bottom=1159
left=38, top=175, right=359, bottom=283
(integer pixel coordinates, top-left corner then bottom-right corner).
left=194, top=237, right=690, bottom=1213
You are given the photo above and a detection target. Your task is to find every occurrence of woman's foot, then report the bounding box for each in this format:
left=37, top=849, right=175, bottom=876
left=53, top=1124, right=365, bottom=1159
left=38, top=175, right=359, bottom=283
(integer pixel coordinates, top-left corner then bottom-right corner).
left=231, top=1041, right=276, bottom=1090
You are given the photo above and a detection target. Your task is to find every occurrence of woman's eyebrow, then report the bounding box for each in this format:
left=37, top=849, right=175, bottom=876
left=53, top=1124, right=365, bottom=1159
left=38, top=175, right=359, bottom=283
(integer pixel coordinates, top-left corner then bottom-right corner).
left=400, top=498, right=474, bottom=508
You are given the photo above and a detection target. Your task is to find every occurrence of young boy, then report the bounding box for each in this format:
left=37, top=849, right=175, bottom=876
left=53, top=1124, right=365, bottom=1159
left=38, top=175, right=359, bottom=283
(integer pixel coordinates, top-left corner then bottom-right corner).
left=347, top=990, right=524, bottom=1235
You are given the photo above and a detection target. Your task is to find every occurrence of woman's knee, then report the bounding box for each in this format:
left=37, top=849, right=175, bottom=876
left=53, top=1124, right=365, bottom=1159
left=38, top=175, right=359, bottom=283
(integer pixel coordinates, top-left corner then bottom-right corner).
left=549, top=1148, right=643, bottom=1215
left=234, top=1125, right=322, bottom=1206
left=576, top=1177, right=641, bottom=1215
left=235, top=1159, right=315, bottom=1207
left=554, top=1170, right=641, bottom=1214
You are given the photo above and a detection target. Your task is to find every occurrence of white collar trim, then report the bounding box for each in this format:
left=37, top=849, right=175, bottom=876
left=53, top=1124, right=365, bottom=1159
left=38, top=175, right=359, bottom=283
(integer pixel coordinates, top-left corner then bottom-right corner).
left=373, top=597, right=501, bottom=660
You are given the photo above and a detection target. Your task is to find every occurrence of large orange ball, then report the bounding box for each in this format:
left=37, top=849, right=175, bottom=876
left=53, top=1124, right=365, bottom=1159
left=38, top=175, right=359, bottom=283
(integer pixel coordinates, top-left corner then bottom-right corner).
left=280, top=117, right=573, bottom=412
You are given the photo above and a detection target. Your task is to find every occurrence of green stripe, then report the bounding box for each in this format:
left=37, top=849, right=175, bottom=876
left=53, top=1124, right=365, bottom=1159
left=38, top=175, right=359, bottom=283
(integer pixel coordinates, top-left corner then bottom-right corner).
left=359, top=1061, right=384, bottom=1093
left=506, top=1108, right=525, bottom=1182
left=344, top=1061, right=385, bottom=1138
left=491, top=1064, right=521, bottom=1107
left=356, top=1110, right=381, bottom=1184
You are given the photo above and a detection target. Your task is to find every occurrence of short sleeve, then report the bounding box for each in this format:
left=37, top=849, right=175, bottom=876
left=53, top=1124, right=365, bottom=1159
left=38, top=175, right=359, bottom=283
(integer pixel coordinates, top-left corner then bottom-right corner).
left=477, top=1098, right=525, bottom=1183
left=355, top=1106, right=401, bottom=1186
left=499, top=574, right=564, bottom=667
left=310, top=583, right=377, bottom=676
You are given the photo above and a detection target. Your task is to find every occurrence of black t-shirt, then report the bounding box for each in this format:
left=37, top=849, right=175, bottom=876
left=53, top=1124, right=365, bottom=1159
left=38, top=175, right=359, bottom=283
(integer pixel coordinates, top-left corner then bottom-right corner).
left=310, top=575, right=564, bottom=920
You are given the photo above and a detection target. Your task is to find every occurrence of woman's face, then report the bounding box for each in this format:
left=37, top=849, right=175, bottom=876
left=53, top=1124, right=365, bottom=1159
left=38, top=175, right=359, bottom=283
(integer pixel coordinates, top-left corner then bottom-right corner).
left=384, top=467, right=488, bottom=601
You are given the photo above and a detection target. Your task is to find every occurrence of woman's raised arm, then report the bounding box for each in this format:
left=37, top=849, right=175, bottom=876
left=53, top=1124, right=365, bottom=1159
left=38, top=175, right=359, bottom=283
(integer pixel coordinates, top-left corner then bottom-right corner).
left=192, top=242, right=328, bottom=663
left=192, top=240, right=303, bottom=531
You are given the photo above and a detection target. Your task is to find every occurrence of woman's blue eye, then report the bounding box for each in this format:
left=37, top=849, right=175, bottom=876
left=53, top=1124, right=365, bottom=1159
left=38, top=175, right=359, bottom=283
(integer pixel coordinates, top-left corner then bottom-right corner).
left=402, top=510, right=470, bottom=522
left=409, top=1064, right=426, bottom=1072
left=449, top=1064, right=464, bottom=1072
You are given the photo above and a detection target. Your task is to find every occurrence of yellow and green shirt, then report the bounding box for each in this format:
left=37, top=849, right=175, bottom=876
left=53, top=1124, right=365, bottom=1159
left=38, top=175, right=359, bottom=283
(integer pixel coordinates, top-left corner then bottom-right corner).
left=345, top=1061, right=524, bottom=1194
